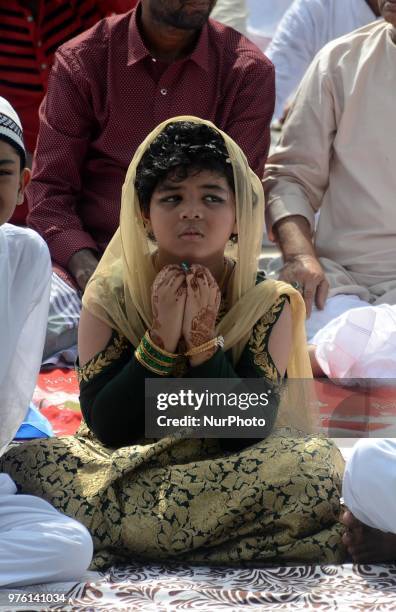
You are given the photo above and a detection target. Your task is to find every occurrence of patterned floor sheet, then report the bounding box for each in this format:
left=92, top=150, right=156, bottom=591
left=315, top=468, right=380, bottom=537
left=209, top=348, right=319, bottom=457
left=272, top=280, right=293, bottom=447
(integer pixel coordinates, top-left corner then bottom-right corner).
left=1, top=562, right=396, bottom=611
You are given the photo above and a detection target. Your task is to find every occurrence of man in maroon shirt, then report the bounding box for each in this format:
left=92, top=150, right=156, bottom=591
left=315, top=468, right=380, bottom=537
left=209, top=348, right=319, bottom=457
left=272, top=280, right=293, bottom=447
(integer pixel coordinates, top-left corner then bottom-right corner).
left=27, top=0, right=274, bottom=292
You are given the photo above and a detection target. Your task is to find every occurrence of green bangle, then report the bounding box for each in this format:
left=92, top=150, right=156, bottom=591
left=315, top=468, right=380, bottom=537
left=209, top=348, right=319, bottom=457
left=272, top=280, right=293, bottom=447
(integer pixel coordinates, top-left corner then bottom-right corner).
left=135, top=346, right=172, bottom=376
left=136, top=345, right=170, bottom=371
left=143, top=331, right=179, bottom=362
left=139, top=342, right=174, bottom=368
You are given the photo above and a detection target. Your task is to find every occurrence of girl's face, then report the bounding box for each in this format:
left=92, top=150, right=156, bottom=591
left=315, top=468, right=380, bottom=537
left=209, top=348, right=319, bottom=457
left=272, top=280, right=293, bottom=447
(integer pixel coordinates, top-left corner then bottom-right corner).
left=144, top=169, right=237, bottom=265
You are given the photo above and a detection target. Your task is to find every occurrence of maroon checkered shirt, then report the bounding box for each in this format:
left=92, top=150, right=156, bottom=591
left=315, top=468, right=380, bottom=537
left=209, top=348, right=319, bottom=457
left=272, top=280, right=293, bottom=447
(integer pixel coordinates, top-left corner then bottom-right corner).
left=27, top=7, right=275, bottom=268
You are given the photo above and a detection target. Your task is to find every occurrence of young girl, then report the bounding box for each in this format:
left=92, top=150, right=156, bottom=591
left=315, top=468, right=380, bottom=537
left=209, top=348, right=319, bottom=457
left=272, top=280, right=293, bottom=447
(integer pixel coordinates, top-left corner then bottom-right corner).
left=78, top=118, right=304, bottom=446
left=1, top=117, right=345, bottom=569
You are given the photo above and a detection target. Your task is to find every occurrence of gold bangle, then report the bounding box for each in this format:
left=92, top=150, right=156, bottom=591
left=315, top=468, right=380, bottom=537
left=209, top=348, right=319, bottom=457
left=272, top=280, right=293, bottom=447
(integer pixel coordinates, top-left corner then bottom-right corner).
left=185, top=336, right=224, bottom=357
left=135, top=348, right=170, bottom=376
left=139, top=342, right=175, bottom=368
left=145, top=331, right=179, bottom=359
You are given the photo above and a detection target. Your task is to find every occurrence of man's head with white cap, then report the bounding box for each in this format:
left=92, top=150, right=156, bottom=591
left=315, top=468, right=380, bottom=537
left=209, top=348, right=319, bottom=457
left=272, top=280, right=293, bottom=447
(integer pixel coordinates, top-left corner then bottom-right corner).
left=0, top=96, right=30, bottom=225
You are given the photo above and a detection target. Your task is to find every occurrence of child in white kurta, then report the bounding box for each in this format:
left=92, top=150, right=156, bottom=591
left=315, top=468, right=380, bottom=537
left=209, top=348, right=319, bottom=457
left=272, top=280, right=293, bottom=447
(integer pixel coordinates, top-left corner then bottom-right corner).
left=0, top=97, right=93, bottom=587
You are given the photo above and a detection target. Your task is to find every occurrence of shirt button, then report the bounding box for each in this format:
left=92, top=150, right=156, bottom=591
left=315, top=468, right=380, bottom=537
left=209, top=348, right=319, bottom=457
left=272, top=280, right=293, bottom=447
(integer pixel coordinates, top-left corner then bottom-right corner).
left=27, top=15, right=34, bottom=22
left=152, top=57, right=157, bottom=63
left=160, top=88, right=168, bottom=96
left=37, top=40, right=42, bottom=47
left=41, top=62, right=47, bottom=70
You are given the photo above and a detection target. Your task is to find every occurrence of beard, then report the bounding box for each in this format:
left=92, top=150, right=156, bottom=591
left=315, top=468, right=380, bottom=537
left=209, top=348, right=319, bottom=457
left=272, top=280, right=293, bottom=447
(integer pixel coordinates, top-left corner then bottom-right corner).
left=149, top=0, right=216, bottom=31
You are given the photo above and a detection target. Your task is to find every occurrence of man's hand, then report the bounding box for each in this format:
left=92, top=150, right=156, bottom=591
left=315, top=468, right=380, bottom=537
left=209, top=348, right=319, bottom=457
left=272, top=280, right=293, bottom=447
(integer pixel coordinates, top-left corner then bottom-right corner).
left=68, top=249, right=99, bottom=290
left=272, top=215, right=329, bottom=318
left=150, top=265, right=187, bottom=354
left=279, top=254, right=329, bottom=318
left=182, top=265, right=221, bottom=366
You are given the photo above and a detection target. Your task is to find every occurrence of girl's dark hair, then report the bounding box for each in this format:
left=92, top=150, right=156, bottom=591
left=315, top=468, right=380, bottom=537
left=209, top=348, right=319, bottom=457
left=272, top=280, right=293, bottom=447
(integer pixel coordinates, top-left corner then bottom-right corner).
left=135, top=121, right=234, bottom=214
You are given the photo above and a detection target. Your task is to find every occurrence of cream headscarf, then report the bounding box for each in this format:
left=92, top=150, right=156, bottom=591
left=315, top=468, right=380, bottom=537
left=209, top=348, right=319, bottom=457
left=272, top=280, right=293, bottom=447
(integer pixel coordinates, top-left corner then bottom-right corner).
left=83, top=116, right=314, bottom=428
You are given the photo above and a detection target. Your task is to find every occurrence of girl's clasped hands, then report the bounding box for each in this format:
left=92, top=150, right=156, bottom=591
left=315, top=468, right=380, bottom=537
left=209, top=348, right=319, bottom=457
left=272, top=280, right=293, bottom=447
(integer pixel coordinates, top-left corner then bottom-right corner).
left=150, top=263, right=221, bottom=366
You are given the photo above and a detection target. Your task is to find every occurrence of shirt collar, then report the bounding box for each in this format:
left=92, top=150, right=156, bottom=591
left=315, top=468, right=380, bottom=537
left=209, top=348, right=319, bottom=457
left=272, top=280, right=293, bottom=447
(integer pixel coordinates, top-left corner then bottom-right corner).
left=127, top=7, right=210, bottom=73
left=127, top=7, right=150, bottom=65
left=189, top=22, right=209, bottom=73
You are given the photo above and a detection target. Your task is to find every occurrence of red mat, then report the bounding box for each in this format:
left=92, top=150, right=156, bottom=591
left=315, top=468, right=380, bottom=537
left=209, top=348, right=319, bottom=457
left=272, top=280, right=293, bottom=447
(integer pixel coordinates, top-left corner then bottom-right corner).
left=32, top=370, right=396, bottom=438
left=33, top=368, right=82, bottom=436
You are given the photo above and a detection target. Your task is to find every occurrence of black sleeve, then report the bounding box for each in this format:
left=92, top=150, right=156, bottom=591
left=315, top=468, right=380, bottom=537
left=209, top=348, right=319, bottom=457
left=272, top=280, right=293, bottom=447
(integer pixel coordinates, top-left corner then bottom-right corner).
left=78, top=333, right=162, bottom=447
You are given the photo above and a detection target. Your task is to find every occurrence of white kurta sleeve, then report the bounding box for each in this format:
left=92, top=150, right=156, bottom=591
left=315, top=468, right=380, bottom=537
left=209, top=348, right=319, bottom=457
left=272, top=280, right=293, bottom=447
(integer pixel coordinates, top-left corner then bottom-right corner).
left=0, top=226, right=51, bottom=456
left=266, top=0, right=325, bottom=119
left=263, top=46, right=337, bottom=240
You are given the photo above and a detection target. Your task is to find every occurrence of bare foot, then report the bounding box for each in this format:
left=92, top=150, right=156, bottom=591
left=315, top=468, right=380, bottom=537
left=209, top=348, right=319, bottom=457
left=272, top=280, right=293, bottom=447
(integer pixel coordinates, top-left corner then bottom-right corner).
left=341, top=509, right=396, bottom=563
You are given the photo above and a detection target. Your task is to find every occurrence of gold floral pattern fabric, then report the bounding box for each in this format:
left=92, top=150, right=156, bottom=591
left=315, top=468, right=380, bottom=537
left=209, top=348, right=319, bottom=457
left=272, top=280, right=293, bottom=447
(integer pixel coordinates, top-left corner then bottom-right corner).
left=1, top=286, right=346, bottom=570
left=0, top=427, right=346, bottom=570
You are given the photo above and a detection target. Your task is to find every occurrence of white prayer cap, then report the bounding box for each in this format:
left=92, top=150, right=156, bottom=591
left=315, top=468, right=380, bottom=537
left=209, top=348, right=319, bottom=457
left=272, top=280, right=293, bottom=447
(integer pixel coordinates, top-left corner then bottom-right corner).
left=343, top=438, right=396, bottom=534
left=0, top=96, right=26, bottom=165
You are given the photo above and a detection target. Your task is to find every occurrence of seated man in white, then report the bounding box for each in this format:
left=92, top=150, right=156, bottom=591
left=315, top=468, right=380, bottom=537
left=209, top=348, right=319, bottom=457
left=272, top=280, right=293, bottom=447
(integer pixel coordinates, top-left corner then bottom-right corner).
left=264, top=1, right=396, bottom=360
left=342, top=438, right=396, bottom=563
left=0, top=96, right=93, bottom=587
left=266, top=0, right=380, bottom=121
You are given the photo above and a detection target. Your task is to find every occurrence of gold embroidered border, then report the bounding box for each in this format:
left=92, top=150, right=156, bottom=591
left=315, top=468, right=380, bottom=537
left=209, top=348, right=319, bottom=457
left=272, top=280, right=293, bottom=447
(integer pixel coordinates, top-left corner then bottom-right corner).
left=248, top=296, right=287, bottom=382
left=77, top=333, right=130, bottom=383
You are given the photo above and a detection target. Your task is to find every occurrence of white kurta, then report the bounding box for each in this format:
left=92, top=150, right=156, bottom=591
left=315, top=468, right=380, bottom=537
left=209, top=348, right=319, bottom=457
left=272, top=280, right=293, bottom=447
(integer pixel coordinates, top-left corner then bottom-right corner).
left=0, top=224, right=51, bottom=456
left=266, top=0, right=378, bottom=119
left=0, top=224, right=92, bottom=587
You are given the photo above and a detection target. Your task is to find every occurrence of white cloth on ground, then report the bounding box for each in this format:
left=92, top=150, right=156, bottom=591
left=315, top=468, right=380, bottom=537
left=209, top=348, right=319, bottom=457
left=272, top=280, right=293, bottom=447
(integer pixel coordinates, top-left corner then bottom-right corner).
left=0, top=473, right=93, bottom=587
left=266, top=0, right=379, bottom=119
left=0, top=224, right=51, bottom=456
left=312, top=303, right=396, bottom=379
left=343, top=438, right=396, bottom=533
left=306, top=294, right=369, bottom=343
left=211, top=0, right=248, bottom=35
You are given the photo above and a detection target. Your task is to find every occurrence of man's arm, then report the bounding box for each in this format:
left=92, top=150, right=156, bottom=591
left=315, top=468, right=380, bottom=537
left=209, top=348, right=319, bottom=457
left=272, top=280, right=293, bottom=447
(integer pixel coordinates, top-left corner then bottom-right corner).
left=26, top=47, right=99, bottom=278
left=264, top=48, right=337, bottom=315
left=220, top=54, right=275, bottom=177
left=266, top=0, right=325, bottom=120
left=274, top=216, right=328, bottom=317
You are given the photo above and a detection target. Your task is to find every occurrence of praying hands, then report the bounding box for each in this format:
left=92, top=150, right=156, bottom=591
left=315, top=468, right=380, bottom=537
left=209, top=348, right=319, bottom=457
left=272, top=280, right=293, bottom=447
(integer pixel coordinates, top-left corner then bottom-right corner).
left=149, top=263, right=221, bottom=364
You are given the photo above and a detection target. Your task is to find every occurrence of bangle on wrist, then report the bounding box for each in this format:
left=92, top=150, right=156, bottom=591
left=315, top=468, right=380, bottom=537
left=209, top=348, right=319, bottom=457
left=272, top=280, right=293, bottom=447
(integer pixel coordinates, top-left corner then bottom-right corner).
left=135, top=347, right=172, bottom=376
left=144, top=331, right=179, bottom=361
left=134, top=331, right=179, bottom=376
left=185, top=336, right=224, bottom=357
